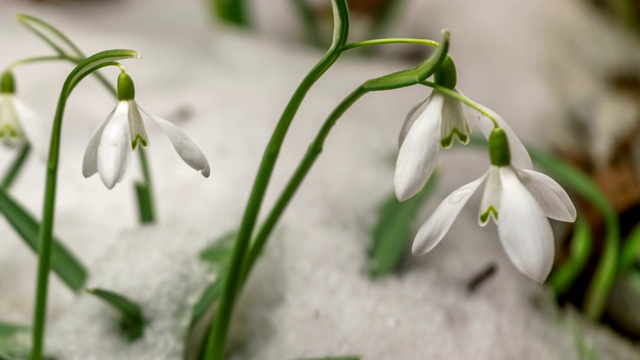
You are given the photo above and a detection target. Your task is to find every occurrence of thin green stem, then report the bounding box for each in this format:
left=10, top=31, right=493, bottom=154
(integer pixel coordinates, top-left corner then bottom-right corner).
left=15, top=13, right=84, bottom=58
left=239, top=87, right=368, bottom=286
left=341, top=38, right=439, bottom=51
left=204, top=47, right=343, bottom=360
left=1, top=144, right=31, bottom=189
left=135, top=149, right=156, bottom=223
left=7, top=56, right=67, bottom=69
left=30, top=50, right=139, bottom=360
left=422, top=81, right=499, bottom=127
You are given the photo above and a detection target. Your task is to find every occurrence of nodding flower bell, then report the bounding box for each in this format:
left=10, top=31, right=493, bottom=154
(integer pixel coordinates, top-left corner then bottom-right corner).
left=83, top=72, right=210, bottom=189
left=0, top=70, right=47, bottom=156
left=411, top=128, right=576, bottom=283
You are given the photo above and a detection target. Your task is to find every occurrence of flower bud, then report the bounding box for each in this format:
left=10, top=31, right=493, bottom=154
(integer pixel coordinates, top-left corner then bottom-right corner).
left=489, top=128, right=511, bottom=166
left=117, top=72, right=135, bottom=101
left=1, top=70, right=16, bottom=94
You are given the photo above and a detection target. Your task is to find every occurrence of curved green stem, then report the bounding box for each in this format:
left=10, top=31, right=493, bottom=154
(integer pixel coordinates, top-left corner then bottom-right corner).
left=239, top=86, right=368, bottom=286
left=1, top=144, right=31, bottom=189
left=422, top=81, right=499, bottom=128
left=203, top=29, right=344, bottom=360
left=341, top=38, right=439, bottom=51
left=30, top=49, right=139, bottom=360
left=204, top=2, right=350, bottom=358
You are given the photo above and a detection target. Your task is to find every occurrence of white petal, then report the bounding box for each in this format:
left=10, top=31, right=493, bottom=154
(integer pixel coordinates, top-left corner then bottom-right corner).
left=478, top=166, right=501, bottom=226
left=97, top=102, right=131, bottom=189
left=12, top=98, right=49, bottom=160
left=398, top=98, right=428, bottom=148
left=412, top=172, right=487, bottom=256
left=517, top=168, right=576, bottom=222
left=146, top=111, right=210, bottom=177
left=497, top=167, right=554, bottom=283
left=473, top=106, right=533, bottom=169
left=82, top=107, right=115, bottom=178
left=394, top=93, right=444, bottom=201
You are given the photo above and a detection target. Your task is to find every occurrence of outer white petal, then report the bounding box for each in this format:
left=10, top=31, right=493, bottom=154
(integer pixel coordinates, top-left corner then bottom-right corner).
left=394, top=93, right=444, bottom=201
left=498, top=167, right=554, bottom=283
left=12, top=98, right=49, bottom=160
left=146, top=110, right=210, bottom=177
left=398, top=98, right=429, bottom=148
left=472, top=106, right=533, bottom=169
left=82, top=107, right=116, bottom=178
left=517, top=168, right=576, bottom=222
left=478, top=166, right=501, bottom=226
left=97, top=102, right=131, bottom=189
left=412, top=172, right=488, bottom=256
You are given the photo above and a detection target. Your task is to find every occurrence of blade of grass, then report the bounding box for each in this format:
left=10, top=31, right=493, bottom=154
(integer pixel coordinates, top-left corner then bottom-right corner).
left=86, top=288, right=145, bottom=341
left=0, top=187, right=88, bottom=292
left=369, top=171, right=439, bottom=278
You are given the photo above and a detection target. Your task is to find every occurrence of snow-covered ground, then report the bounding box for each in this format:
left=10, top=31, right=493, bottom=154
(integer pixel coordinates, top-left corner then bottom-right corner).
left=1, top=0, right=640, bottom=359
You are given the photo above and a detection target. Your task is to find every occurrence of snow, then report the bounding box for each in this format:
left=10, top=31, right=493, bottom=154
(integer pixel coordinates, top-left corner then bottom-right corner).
left=1, top=0, right=639, bottom=359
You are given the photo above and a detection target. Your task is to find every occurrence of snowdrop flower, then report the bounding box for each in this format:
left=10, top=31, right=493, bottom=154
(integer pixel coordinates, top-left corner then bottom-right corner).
left=0, top=70, right=47, bottom=155
left=83, top=72, right=210, bottom=189
left=411, top=128, right=576, bottom=282
left=394, top=89, right=535, bottom=204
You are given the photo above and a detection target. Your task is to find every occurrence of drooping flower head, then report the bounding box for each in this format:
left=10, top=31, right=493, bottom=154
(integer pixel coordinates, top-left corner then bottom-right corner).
left=411, top=128, right=576, bottom=282
left=0, top=70, right=47, bottom=154
left=83, top=72, right=210, bottom=189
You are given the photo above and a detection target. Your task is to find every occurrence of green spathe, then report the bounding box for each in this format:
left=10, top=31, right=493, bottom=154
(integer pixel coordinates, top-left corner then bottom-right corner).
left=1, top=71, right=15, bottom=94
left=489, top=128, right=511, bottom=166
left=117, top=72, right=135, bottom=101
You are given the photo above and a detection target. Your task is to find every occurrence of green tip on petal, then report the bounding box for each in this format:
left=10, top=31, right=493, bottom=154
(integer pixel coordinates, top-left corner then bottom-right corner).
left=1, top=70, right=16, bottom=94
left=117, top=72, right=135, bottom=101
left=440, top=129, right=469, bottom=149
left=489, top=128, right=511, bottom=166
left=480, top=206, right=498, bottom=224
left=131, top=134, right=147, bottom=150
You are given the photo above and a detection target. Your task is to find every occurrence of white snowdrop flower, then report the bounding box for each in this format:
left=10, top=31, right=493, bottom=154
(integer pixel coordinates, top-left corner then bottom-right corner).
left=395, top=86, right=535, bottom=204
left=411, top=128, right=576, bottom=283
left=0, top=70, right=47, bottom=156
left=395, top=89, right=470, bottom=202
left=83, top=72, right=210, bottom=189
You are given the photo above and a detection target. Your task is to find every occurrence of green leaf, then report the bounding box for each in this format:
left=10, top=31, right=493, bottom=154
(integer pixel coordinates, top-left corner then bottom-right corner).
left=0, top=187, right=88, bottom=292
left=15, top=14, right=84, bottom=59
left=211, top=0, right=251, bottom=27
left=0, top=323, right=28, bottom=338
left=369, top=171, right=439, bottom=278
left=199, top=231, right=237, bottom=266
left=362, top=30, right=449, bottom=91
left=547, top=216, right=592, bottom=296
left=86, top=288, right=146, bottom=341
left=1, top=145, right=30, bottom=190
left=0, top=322, right=39, bottom=360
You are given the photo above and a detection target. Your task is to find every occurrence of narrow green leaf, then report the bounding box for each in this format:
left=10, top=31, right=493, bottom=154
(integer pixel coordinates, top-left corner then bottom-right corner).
left=0, top=323, right=28, bottom=338
left=369, top=172, right=439, bottom=278
left=547, top=216, right=592, bottom=296
left=199, top=231, right=237, bottom=266
left=0, top=187, right=88, bottom=292
left=362, top=30, right=449, bottom=91
left=15, top=14, right=84, bottom=58
left=619, top=223, right=640, bottom=272
left=1, top=145, right=30, bottom=190
left=291, top=0, right=325, bottom=48
left=211, top=0, right=251, bottom=27
left=86, top=288, right=145, bottom=341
